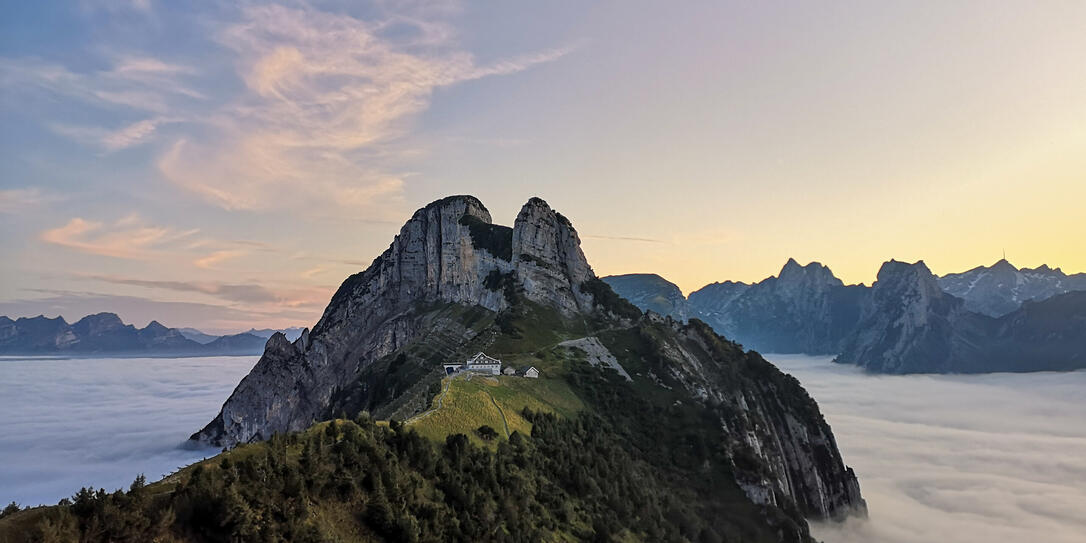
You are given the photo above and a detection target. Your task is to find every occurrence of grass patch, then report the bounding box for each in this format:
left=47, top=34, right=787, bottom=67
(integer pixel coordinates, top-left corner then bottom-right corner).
left=488, top=376, right=584, bottom=419
left=407, top=374, right=584, bottom=447
left=408, top=377, right=509, bottom=447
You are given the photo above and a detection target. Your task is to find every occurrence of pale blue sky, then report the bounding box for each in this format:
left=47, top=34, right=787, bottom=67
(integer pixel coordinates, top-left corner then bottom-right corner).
left=3, top=1, right=1084, bottom=332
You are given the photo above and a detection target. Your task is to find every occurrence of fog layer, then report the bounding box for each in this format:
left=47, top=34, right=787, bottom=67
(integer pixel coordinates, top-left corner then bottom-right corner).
left=770, top=355, right=1086, bottom=543
left=0, top=356, right=256, bottom=506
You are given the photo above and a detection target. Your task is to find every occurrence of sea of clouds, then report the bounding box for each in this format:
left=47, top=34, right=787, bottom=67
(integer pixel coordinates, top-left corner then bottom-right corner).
left=769, top=355, right=1086, bottom=543
left=0, top=356, right=257, bottom=506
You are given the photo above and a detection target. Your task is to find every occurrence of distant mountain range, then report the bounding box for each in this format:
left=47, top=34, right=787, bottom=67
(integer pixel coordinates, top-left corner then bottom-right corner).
left=176, top=326, right=305, bottom=344
left=603, top=258, right=1086, bottom=374
left=241, top=327, right=306, bottom=342
left=606, top=259, right=868, bottom=355
left=937, top=259, right=1086, bottom=317
left=0, top=313, right=305, bottom=357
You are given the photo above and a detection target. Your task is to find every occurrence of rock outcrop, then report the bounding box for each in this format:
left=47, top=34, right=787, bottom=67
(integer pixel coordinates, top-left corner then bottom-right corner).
left=191, top=195, right=867, bottom=528
left=609, top=317, right=866, bottom=520
left=835, top=260, right=979, bottom=373
left=192, top=195, right=867, bottom=525
left=513, top=197, right=596, bottom=315
left=194, top=196, right=600, bottom=447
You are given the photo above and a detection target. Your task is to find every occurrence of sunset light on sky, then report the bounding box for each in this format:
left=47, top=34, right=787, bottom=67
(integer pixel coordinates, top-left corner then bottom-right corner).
left=2, top=1, right=1085, bottom=332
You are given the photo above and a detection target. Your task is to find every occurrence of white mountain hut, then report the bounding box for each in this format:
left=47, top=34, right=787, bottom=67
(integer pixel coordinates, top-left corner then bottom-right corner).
left=443, top=352, right=503, bottom=376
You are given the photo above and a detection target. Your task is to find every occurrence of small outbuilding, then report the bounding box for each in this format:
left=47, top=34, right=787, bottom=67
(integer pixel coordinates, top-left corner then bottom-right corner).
left=523, top=366, right=540, bottom=379
left=502, top=366, right=516, bottom=376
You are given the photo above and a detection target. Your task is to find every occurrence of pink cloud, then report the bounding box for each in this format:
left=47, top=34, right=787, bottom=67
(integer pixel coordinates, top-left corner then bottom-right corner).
left=39, top=216, right=199, bottom=259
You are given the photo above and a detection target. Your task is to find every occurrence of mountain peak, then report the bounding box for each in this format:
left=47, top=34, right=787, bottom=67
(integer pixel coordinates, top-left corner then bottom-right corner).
left=878, top=259, right=932, bottom=279
left=874, top=260, right=946, bottom=301
left=776, top=258, right=843, bottom=288
left=199, top=195, right=602, bottom=447
left=512, top=196, right=596, bottom=314
left=143, top=320, right=168, bottom=332
left=72, top=312, right=125, bottom=335
left=421, top=194, right=490, bottom=218
left=991, top=258, right=1017, bottom=272
left=781, top=257, right=801, bottom=273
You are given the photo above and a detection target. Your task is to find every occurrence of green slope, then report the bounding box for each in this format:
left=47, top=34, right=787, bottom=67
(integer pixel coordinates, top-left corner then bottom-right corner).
left=406, top=373, right=584, bottom=447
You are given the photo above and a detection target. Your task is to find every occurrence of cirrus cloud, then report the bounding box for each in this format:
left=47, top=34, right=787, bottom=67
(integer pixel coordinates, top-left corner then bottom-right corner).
left=39, top=215, right=199, bottom=259
left=156, top=3, right=573, bottom=214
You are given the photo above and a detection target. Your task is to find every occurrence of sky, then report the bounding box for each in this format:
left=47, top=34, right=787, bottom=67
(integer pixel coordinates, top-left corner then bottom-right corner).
left=2, top=1, right=1084, bottom=332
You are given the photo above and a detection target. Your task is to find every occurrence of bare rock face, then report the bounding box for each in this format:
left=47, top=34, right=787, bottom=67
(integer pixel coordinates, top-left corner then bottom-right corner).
left=194, top=195, right=598, bottom=447
left=512, top=197, right=596, bottom=315
left=835, top=260, right=984, bottom=373
left=628, top=318, right=866, bottom=520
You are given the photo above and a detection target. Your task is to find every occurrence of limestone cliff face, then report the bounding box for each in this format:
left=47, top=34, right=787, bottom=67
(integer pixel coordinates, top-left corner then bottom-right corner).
left=512, top=197, right=596, bottom=315
left=194, top=196, right=598, bottom=447
left=623, top=316, right=865, bottom=520
left=835, top=260, right=984, bottom=373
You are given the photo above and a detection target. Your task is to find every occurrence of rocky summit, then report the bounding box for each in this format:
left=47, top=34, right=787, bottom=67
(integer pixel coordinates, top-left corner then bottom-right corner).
left=835, top=260, right=984, bottom=373
left=193, top=195, right=866, bottom=533
left=193, top=196, right=598, bottom=448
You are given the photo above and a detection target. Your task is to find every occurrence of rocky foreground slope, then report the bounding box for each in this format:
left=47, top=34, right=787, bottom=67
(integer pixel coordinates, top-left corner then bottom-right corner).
left=193, top=195, right=865, bottom=536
